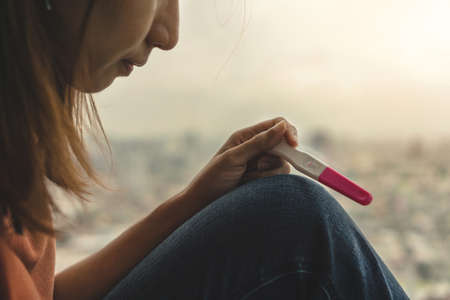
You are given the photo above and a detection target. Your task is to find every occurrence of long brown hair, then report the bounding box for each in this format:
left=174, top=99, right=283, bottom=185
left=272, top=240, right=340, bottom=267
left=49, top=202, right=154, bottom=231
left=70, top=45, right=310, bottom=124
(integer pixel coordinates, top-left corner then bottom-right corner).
left=0, top=0, right=114, bottom=237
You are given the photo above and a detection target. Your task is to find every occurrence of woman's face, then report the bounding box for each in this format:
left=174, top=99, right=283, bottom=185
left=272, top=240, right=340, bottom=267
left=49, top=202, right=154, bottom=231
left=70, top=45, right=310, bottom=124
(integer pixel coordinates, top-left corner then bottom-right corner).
left=54, top=0, right=179, bottom=93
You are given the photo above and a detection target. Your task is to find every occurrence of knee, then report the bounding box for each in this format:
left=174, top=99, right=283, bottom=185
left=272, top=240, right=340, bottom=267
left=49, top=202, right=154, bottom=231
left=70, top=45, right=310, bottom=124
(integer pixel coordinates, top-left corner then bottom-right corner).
left=194, top=174, right=358, bottom=263
left=234, top=174, right=340, bottom=218
left=213, top=174, right=346, bottom=240
left=202, top=174, right=346, bottom=257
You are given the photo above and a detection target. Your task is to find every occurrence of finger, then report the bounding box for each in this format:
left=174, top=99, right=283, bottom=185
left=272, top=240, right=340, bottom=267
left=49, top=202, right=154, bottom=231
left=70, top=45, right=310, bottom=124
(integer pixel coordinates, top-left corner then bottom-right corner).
left=240, top=162, right=291, bottom=184
left=257, top=156, right=284, bottom=170
left=244, top=161, right=291, bottom=182
left=236, top=117, right=299, bottom=147
left=247, top=154, right=282, bottom=172
left=229, top=120, right=288, bottom=165
left=259, top=153, right=285, bottom=162
left=216, top=117, right=298, bottom=157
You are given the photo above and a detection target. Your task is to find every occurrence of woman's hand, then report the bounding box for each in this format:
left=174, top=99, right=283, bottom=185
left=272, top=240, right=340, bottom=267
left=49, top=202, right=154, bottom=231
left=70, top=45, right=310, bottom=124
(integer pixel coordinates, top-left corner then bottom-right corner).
left=182, top=117, right=299, bottom=207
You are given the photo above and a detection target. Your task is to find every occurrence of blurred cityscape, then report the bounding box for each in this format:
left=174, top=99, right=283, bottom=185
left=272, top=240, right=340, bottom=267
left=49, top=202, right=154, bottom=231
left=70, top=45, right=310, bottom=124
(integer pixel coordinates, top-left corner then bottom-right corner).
left=53, top=129, right=450, bottom=300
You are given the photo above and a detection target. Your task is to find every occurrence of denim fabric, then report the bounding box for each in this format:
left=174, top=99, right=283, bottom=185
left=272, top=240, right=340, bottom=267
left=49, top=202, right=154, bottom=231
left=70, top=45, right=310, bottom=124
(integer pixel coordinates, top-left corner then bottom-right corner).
left=103, top=174, right=410, bottom=300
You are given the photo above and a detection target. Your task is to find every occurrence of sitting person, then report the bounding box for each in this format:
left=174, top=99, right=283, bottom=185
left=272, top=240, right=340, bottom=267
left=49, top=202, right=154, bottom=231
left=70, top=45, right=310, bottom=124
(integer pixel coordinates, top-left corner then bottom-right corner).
left=0, top=0, right=410, bottom=299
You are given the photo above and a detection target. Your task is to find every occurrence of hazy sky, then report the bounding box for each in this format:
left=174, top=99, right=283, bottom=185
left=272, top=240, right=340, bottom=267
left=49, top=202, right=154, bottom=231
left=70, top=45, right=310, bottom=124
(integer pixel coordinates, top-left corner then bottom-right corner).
left=94, top=0, right=450, bottom=141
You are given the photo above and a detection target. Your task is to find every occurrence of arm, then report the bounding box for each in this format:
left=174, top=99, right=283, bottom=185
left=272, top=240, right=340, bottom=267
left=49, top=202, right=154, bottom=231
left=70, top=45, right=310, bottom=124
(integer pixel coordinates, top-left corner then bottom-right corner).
left=54, top=188, right=207, bottom=300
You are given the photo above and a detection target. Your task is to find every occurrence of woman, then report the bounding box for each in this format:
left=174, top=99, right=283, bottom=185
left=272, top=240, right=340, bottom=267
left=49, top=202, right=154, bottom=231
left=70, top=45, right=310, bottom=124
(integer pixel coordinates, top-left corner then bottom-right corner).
left=0, top=0, right=410, bottom=299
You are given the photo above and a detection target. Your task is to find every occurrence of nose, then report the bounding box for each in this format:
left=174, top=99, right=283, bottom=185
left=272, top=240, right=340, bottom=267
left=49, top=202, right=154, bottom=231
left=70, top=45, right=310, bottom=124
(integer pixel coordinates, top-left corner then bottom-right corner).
left=146, top=0, right=179, bottom=51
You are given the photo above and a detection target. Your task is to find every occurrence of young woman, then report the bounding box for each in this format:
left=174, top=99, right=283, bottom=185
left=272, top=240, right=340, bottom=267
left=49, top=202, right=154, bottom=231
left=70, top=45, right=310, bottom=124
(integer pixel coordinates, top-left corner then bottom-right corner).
left=0, top=1, right=410, bottom=299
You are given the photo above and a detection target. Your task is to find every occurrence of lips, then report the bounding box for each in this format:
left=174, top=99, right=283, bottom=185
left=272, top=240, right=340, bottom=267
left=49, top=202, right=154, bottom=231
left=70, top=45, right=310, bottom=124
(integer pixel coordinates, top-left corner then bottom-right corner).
left=124, top=47, right=154, bottom=68
left=125, top=59, right=146, bottom=67
left=120, top=60, right=134, bottom=76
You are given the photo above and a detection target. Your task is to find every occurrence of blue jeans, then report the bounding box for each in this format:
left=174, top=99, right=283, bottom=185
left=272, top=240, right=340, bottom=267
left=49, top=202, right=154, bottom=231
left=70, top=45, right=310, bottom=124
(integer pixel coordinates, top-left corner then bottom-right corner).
left=103, top=174, right=410, bottom=299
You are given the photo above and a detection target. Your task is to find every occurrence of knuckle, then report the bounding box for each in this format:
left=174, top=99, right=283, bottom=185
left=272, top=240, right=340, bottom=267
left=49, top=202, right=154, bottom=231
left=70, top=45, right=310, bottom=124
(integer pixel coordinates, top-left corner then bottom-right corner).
left=267, top=127, right=280, bottom=139
left=274, top=116, right=286, bottom=123
left=230, top=131, right=240, bottom=140
left=221, top=150, right=237, bottom=164
left=268, top=123, right=280, bottom=134
left=274, top=117, right=297, bottom=134
left=254, top=131, right=266, bottom=144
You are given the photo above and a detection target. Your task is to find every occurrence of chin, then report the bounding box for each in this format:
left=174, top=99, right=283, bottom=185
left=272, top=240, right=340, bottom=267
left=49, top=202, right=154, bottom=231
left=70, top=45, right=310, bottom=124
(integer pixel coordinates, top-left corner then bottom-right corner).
left=90, top=77, right=116, bottom=94
left=74, top=73, right=116, bottom=94
left=72, top=63, right=121, bottom=93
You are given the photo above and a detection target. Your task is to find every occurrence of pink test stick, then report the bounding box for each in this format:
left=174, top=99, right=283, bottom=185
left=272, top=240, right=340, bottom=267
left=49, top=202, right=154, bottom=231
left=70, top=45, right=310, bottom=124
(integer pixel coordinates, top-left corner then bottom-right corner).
left=268, top=139, right=372, bottom=206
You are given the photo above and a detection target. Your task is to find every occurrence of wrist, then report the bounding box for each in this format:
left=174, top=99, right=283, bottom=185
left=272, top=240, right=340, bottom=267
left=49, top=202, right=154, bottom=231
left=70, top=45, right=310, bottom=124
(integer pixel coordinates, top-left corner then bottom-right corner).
left=151, top=188, right=202, bottom=229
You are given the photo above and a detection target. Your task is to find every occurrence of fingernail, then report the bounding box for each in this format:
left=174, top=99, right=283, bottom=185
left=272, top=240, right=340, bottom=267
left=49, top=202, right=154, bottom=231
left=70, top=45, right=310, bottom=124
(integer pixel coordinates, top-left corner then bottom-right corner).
left=258, top=161, right=272, bottom=170
left=258, top=162, right=269, bottom=170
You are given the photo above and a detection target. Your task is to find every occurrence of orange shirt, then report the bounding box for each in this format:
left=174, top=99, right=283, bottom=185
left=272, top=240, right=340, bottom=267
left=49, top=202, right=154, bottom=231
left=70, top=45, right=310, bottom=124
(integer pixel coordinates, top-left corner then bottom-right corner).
left=0, top=211, right=55, bottom=300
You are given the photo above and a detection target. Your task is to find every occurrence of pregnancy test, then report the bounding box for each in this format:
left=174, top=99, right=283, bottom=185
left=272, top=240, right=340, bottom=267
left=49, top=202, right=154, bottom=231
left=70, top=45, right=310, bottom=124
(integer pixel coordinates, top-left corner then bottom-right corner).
left=268, top=139, right=372, bottom=206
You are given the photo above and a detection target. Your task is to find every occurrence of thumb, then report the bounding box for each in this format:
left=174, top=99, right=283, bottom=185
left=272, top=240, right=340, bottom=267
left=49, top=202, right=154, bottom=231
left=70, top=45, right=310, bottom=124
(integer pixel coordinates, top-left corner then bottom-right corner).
left=229, top=120, right=287, bottom=165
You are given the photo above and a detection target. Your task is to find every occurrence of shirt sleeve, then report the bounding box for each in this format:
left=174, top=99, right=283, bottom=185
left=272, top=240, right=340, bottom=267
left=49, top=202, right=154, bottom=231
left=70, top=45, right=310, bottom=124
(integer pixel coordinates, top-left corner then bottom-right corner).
left=0, top=236, right=41, bottom=300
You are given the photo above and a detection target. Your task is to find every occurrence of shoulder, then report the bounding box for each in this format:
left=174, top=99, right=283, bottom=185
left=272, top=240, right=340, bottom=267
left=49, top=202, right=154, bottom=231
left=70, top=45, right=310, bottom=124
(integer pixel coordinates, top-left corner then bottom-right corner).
left=0, top=233, right=42, bottom=299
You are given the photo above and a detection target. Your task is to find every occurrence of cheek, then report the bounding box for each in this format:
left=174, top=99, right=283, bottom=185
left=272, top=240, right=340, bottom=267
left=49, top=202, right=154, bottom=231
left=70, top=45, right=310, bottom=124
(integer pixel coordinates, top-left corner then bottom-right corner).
left=76, top=0, right=158, bottom=92
left=85, top=1, right=157, bottom=68
left=81, top=26, right=141, bottom=83
left=109, top=1, right=157, bottom=51
left=119, top=18, right=156, bottom=50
